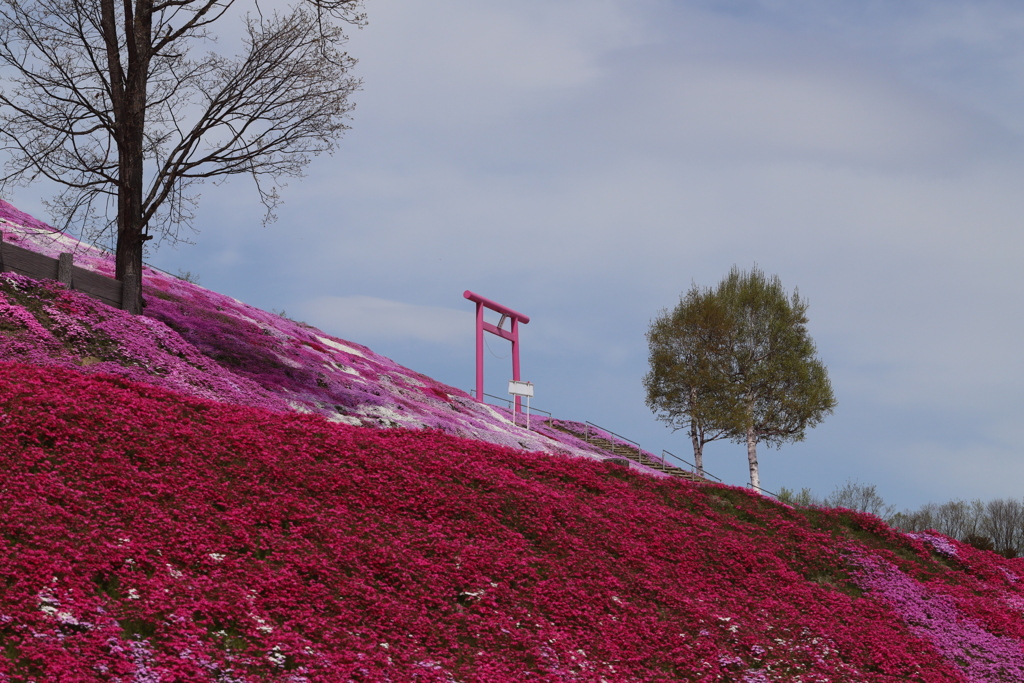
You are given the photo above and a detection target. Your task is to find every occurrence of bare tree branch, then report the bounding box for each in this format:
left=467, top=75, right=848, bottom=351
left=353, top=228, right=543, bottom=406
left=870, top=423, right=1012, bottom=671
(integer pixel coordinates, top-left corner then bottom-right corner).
left=0, top=0, right=362, bottom=313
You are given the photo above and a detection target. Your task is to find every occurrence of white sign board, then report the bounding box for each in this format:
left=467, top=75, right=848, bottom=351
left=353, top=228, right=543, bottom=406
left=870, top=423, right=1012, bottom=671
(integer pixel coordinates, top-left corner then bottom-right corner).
left=508, top=380, right=534, bottom=397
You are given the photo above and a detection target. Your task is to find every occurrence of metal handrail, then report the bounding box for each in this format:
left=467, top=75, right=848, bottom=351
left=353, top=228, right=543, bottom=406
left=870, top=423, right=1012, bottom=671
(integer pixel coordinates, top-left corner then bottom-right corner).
left=661, top=450, right=723, bottom=482
left=584, top=421, right=642, bottom=461
left=751, top=484, right=780, bottom=498
left=584, top=421, right=639, bottom=446
left=470, top=390, right=553, bottom=418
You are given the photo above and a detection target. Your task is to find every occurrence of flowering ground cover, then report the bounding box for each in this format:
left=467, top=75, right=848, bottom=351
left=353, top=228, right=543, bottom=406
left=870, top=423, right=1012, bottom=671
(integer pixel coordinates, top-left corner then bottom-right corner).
left=3, top=362, right=1024, bottom=681
left=5, top=200, right=1024, bottom=681
left=0, top=200, right=617, bottom=464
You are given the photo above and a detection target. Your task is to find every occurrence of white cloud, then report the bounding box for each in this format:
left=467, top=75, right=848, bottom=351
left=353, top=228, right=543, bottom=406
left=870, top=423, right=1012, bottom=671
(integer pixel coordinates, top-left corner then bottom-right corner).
left=348, top=0, right=649, bottom=125
left=299, top=296, right=471, bottom=345
left=614, top=59, right=993, bottom=166
left=143, top=0, right=1024, bottom=504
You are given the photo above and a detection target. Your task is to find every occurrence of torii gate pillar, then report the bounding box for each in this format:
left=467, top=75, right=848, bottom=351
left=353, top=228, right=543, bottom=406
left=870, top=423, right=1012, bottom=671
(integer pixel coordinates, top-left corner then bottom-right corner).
left=464, top=290, right=530, bottom=413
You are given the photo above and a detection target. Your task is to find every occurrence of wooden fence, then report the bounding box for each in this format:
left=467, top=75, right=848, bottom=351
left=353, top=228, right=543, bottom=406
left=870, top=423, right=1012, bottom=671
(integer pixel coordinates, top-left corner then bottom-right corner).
left=0, top=235, right=123, bottom=310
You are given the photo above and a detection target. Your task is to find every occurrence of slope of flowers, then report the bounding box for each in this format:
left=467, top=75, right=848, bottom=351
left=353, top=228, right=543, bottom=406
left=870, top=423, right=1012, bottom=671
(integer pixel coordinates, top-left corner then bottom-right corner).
left=4, top=361, right=1024, bottom=682
left=0, top=200, right=627, bottom=464
left=0, top=270, right=290, bottom=413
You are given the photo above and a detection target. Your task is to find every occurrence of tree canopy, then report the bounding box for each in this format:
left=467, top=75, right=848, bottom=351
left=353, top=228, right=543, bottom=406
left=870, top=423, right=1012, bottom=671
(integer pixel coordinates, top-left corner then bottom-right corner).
left=0, top=0, right=364, bottom=313
left=644, top=284, right=738, bottom=477
left=645, top=266, right=836, bottom=491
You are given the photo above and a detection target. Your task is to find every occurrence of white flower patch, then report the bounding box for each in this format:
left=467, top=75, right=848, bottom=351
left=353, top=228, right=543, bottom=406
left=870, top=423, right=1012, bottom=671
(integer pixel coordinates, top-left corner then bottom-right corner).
left=400, top=374, right=425, bottom=388
left=127, top=588, right=141, bottom=600
left=316, top=336, right=366, bottom=358
left=209, top=553, right=226, bottom=562
left=236, top=312, right=268, bottom=328
left=358, top=404, right=414, bottom=427
left=252, top=615, right=274, bottom=634
left=326, top=414, right=363, bottom=426
left=478, top=403, right=514, bottom=426
left=260, top=324, right=289, bottom=339
left=275, top=352, right=303, bottom=369
left=267, top=645, right=287, bottom=668
left=324, top=361, right=359, bottom=376
left=56, top=611, right=80, bottom=626
left=37, top=588, right=59, bottom=616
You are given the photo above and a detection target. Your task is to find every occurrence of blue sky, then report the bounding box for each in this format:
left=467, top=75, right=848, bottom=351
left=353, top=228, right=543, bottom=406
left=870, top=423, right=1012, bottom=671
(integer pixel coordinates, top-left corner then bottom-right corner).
left=10, top=0, right=1024, bottom=509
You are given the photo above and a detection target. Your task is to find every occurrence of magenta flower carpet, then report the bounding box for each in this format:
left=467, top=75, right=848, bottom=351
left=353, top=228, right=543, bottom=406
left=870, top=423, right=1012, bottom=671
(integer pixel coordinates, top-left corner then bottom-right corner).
left=0, top=200, right=615, bottom=463
left=2, top=201, right=1024, bottom=681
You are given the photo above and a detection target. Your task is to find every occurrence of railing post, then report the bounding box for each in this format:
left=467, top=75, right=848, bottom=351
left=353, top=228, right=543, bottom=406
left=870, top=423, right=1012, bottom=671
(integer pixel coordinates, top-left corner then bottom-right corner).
left=57, top=253, right=73, bottom=286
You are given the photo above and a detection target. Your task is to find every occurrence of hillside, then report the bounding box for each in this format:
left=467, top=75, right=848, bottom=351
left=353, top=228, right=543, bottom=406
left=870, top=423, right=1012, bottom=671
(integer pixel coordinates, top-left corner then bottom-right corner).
left=4, top=361, right=1024, bottom=682
left=0, top=201, right=634, bottom=465
left=3, top=202, right=1024, bottom=681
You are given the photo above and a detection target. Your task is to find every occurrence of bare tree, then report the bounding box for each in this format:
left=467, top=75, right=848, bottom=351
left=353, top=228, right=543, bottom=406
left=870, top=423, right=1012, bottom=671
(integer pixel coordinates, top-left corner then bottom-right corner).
left=935, top=499, right=985, bottom=540
left=891, top=498, right=1022, bottom=558
left=889, top=504, right=936, bottom=534
left=775, top=486, right=820, bottom=508
left=0, top=0, right=363, bottom=313
left=823, top=479, right=896, bottom=521
left=981, top=498, right=1024, bottom=558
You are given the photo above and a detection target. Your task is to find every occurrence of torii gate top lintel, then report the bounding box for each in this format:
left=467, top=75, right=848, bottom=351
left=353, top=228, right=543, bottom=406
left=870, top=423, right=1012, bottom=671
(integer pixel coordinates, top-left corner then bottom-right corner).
left=464, top=290, right=530, bottom=412
left=463, top=291, right=530, bottom=325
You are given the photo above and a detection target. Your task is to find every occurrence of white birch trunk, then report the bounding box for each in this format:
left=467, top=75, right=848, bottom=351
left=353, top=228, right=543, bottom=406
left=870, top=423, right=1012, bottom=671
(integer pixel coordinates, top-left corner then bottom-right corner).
left=746, top=424, right=760, bottom=492
left=689, top=425, right=704, bottom=477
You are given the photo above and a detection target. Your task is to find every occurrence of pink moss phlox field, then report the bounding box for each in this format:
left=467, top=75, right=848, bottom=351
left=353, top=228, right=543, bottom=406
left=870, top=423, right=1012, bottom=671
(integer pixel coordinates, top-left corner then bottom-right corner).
left=138, top=279, right=597, bottom=458
left=0, top=201, right=632, bottom=466
left=0, top=271, right=288, bottom=412
left=0, top=361, right=993, bottom=682
left=908, top=532, right=959, bottom=558
left=849, top=549, right=1024, bottom=682
left=8, top=201, right=1024, bottom=680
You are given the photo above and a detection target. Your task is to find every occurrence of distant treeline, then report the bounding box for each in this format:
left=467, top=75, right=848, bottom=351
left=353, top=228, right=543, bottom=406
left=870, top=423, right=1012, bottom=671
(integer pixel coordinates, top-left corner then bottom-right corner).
left=778, top=481, right=1024, bottom=559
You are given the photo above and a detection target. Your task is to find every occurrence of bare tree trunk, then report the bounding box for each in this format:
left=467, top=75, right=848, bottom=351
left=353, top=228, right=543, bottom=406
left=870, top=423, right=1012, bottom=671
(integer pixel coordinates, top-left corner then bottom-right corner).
left=746, top=424, right=760, bottom=491
left=107, top=0, right=152, bottom=315
left=114, top=123, right=147, bottom=314
left=115, top=124, right=147, bottom=314
left=689, top=423, right=705, bottom=477
left=0, top=0, right=361, bottom=314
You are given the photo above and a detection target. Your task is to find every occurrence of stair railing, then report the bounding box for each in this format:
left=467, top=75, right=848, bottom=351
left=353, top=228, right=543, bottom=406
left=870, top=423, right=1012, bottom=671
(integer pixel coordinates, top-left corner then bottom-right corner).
left=470, top=390, right=553, bottom=419
left=584, top=421, right=643, bottom=462
left=661, top=450, right=723, bottom=482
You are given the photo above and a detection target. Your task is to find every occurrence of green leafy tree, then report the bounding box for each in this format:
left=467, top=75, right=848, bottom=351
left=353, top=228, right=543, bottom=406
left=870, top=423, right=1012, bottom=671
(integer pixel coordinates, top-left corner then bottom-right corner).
left=645, top=266, right=836, bottom=491
left=715, top=266, right=836, bottom=491
left=644, top=284, right=740, bottom=477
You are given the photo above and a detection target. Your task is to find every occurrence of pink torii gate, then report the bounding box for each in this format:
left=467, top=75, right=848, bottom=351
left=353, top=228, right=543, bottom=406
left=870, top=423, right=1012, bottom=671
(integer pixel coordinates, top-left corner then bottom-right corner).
left=464, top=290, right=530, bottom=413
